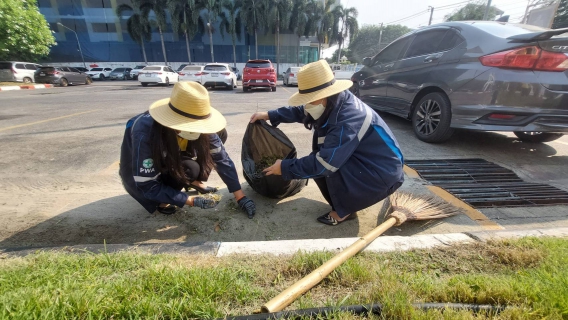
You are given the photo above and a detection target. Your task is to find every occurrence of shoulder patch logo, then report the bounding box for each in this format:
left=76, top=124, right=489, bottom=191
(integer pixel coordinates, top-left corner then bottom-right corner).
left=142, top=158, right=154, bottom=169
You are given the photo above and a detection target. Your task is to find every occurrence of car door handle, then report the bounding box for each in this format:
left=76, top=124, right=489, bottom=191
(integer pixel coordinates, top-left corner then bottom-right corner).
left=424, top=54, right=442, bottom=63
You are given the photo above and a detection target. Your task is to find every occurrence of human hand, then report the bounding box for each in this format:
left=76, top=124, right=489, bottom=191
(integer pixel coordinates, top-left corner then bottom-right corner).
left=263, top=159, right=282, bottom=176
left=250, top=112, right=269, bottom=123
left=237, top=196, right=256, bottom=219
left=192, top=196, right=219, bottom=209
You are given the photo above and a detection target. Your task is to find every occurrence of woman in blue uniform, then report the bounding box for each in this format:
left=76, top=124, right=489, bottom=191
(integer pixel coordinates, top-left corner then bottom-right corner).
left=250, top=60, right=404, bottom=226
left=120, top=81, right=256, bottom=218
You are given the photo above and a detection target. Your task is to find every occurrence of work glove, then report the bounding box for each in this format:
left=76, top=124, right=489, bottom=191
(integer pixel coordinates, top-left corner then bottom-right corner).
left=238, top=196, right=256, bottom=219
left=193, top=196, right=219, bottom=209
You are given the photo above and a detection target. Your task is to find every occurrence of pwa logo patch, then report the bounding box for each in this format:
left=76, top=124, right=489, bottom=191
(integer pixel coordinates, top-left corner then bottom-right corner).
left=140, top=158, right=155, bottom=173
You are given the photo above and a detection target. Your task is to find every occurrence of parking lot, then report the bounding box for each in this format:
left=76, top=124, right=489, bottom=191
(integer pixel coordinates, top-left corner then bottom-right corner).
left=0, top=80, right=567, bottom=249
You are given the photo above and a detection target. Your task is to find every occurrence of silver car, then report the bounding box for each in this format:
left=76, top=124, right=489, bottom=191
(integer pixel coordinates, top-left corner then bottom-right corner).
left=283, top=67, right=300, bottom=86
left=109, top=67, right=132, bottom=80
left=0, top=61, right=41, bottom=83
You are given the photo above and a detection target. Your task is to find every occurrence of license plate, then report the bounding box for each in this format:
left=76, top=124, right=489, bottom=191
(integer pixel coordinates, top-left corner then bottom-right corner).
left=211, top=73, right=218, bottom=77
left=40, top=73, right=45, bottom=76
left=256, top=80, right=263, bottom=83
left=146, top=74, right=151, bottom=77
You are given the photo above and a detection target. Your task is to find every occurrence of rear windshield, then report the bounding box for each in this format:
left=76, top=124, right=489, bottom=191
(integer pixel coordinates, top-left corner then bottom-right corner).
left=134, top=65, right=146, bottom=69
left=182, top=66, right=202, bottom=71
left=38, top=67, right=55, bottom=72
left=246, top=61, right=271, bottom=68
left=204, top=65, right=228, bottom=71
left=290, top=67, right=300, bottom=72
left=113, top=68, right=126, bottom=71
left=472, top=22, right=550, bottom=38
left=0, top=62, right=11, bottom=69
left=90, top=68, right=103, bottom=71
left=143, top=66, right=162, bottom=71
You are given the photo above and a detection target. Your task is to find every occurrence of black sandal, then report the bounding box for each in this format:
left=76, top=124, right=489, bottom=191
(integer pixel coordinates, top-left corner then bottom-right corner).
left=316, top=212, right=358, bottom=226
left=157, top=204, right=177, bottom=215
left=186, top=184, right=218, bottom=194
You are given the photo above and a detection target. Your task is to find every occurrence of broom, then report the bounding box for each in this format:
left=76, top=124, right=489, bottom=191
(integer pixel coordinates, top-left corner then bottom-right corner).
left=260, top=192, right=463, bottom=313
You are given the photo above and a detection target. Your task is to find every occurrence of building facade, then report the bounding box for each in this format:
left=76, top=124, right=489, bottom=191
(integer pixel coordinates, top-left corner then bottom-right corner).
left=38, top=0, right=321, bottom=64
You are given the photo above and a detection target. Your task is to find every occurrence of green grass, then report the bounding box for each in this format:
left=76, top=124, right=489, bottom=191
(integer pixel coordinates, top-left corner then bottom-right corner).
left=0, top=237, right=566, bottom=319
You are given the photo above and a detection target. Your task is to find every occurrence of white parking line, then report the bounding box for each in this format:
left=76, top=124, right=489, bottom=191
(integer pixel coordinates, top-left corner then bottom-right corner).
left=553, top=140, right=568, bottom=146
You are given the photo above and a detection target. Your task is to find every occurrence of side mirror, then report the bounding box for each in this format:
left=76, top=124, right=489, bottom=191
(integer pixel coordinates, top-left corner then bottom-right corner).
left=362, top=57, right=372, bottom=67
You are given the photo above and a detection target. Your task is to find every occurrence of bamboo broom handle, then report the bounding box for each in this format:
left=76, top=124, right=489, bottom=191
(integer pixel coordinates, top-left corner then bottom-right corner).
left=261, top=216, right=399, bottom=313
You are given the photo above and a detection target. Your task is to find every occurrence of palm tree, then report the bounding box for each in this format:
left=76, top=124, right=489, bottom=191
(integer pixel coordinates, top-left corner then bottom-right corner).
left=199, top=0, right=221, bottom=62
left=220, top=0, right=243, bottom=68
left=332, top=4, right=358, bottom=64
left=141, top=0, right=169, bottom=64
left=167, top=0, right=201, bottom=63
left=266, top=0, right=291, bottom=76
left=289, top=0, right=311, bottom=66
left=116, top=0, right=151, bottom=64
left=240, top=0, right=266, bottom=59
left=307, top=0, right=335, bottom=60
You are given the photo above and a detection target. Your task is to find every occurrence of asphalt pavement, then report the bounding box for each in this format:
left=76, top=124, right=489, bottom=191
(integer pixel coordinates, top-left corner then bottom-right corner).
left=0, top=80, right=566, bottom=249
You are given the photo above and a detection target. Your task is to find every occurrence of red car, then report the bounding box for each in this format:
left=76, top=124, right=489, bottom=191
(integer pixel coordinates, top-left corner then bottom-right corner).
left=242, top=59, right=277, bottom=92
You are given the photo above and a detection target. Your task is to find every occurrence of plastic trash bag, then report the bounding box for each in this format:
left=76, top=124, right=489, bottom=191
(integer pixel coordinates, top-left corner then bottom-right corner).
left=242, top=120, right=307, bottom=198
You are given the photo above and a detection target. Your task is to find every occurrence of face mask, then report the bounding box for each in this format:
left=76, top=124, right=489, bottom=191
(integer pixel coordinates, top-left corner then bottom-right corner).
left=178, top=131, right=201, bottom=141
left=305, top=102, right=326, bottom=120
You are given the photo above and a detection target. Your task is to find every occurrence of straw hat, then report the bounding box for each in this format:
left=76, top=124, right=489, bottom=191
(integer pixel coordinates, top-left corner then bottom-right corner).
left=288, top=60, right=353, bottom=106
left=149, top=81, right=226, bottom=133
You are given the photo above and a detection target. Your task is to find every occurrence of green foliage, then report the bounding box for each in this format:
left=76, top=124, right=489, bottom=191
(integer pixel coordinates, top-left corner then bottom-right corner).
left=348, top=24, right=411, bottom=63
left=0, top=0, right=55, bottom=61
left=444, top=2, right=504, bottom=22
left=553, top=0, right=568, bottom=29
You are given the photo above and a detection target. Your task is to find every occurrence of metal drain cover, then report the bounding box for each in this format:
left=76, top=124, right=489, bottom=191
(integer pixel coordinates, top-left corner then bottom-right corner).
left=405, top=158, right=568, bottom=208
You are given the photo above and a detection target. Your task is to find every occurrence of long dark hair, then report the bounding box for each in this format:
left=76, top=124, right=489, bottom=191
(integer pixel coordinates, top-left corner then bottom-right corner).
left=187, top=135, right=215, bottom=176
left=303, top=93, right=340, bottom=130
left=151, top=121, right=188, bottom=184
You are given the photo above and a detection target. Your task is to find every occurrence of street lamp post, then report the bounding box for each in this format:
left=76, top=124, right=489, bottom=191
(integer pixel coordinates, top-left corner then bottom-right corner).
left=57, top=22, right=86, bottom=69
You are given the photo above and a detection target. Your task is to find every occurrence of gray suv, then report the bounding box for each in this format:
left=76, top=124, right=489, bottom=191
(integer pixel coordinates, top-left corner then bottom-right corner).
left=0, top=61, right=41, bottom=83
left=35, top=66, right=92, bottom=87
left=351, top=22, right=568, bottom=143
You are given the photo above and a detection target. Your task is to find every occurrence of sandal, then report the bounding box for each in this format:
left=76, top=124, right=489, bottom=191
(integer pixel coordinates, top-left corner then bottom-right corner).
left=186, top=184, right=218, bottom=194
left=157, top=204, right=177, bottom=215
left=316, top=212, right=358, bottom=226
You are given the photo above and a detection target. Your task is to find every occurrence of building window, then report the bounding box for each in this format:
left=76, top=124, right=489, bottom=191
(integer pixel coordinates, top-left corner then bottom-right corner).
left=92, top=23, right=117, bottom=33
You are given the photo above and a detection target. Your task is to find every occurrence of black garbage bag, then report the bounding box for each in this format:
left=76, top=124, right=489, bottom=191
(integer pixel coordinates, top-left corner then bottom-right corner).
left=242, top=120, right=307, bottom=199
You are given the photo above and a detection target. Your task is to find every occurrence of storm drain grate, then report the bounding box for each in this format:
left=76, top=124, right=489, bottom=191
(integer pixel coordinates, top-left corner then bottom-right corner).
left=405, top=158, right=568, bottom=208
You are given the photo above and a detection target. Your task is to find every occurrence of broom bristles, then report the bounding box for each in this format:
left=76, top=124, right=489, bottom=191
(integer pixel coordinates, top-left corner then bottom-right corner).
left=388, top=192, right=463, bottom=225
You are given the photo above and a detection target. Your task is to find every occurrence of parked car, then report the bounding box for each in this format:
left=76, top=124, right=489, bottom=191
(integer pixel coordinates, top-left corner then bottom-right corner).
left=176, top=64, right=190, bottom=72
left=0, top=61, right=41, bottom=83
left=201, top=63, right=238, bottom=90
left=231, top=66, right=242, bottom=80
left=34, top=66, right=92, bottom=87
left=86, top=67, right=113, bottom=80
left=283, top=67, right=301, bottom=86
left=351, top=21, right=568, bottom=143
left=109, top=67, right=132, bottom=80
left=242, top=59, right=277, bottom=92
left=138, top=65, right=179, bottom=86
left=179, top=65, right=204, bottom=83
left=130, top=65, right=147, bottom=80
left=75, top=67, right=89, bottom=73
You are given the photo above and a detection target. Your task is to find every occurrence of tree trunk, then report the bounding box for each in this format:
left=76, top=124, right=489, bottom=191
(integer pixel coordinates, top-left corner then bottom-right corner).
left=141, top=40, right=148, bottom=64
left=232, top=39, right=237, bottom=68
left=209, top=24, right=215, bottom=62
left=337, top=40, right=342, bottom=64
left=276, top=22, right=280, bottom=77
left=159, top=26, right=168, bottom=64
left=184, top=11, right=192, bottom=63
left=297, top=35, right=300, bottom=66
left=318, top=40, right=321, bottom=60
left=255, top=28, right=258, bottom=59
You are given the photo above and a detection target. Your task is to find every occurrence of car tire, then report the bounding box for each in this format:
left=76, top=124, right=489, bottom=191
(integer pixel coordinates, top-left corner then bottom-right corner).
left=411, top=92, right=454, bottom=143
left=229, top=80, right=234, bottom=90
left=85, top=77, right=92, bottom=85
left=141, top=82, right=148, bottom=87
left=271, top=86, right=276, bottom=92
left=23, top=77, right=32, bottom=84
left=100, top=74, right=105, bottom=81
left=60, top=78, right=68, bottom=87
left=513, top=131, right=564, bottom=143
left=165, top=77, right=170, bottom=86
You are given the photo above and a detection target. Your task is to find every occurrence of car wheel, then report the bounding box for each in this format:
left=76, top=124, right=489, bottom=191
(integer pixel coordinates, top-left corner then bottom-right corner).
left=271, top=86, right=276, bottom=92
left=23, top=77, right=32, bottom=84
left=141, top=82, right=148, bottom=87
left=411, top=92, right=454, bottom=143
left=229, top=80, right=234, bottom=90
left=350, top=81, right=360, bottom=97
left=513, top=131, right=564, bottom=143
left=60, top=78, right=68, bottom=87
left=165, top=77, right=170, bottom=86
left=85, top=77, right=92, bottom=85
left=99, top=74, right=105, bottom=81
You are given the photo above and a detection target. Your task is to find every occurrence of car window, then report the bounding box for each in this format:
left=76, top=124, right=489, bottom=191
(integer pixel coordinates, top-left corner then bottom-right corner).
left=245, top=61, right=271, bottom=68
left=405, top=29, right=448, bottom=58
left=15, top=63, right=26, bottom=69
left=38, top=67, right=55, bottom=72
left=25, top=64, right=38, bottom=70
left=182, top=66, right=203, bottom=71
left=373, top=37, right=412, bottom=65
left=437, top=30, right=464, bottom=52
left=59, top=67, right=70, bottom=72
left=69, top=67, right=80, bottom=73
left=291, top=67, right=300, bottom=72
left=105, top=68, right=112, bottom=71
left=167, top=67, right=175, bottom=73
left=113, top=68, right=125, bottom=72
left=134, top=65, right=146, bottom=69
left=0, top=62, right=12, bottom=69
left=143, top=66, right=161, bottom=71
left=91, top=68, right=103, bottom=71
left=204, top=65, right=228, bottom=71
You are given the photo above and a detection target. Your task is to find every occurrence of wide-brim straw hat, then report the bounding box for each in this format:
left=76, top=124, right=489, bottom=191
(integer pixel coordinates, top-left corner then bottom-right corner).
left=149, top=81, right=226, bottom=133
left=288, top=60, right=353, bottom=106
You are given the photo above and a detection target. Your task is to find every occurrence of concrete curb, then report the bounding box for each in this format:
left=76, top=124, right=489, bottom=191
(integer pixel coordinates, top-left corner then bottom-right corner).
left=0, top=84, right=54, bottom=91
left=1, top=227, right=566, bottom=257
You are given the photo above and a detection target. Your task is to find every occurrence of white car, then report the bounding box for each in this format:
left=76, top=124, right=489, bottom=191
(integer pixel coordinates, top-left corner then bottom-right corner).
left=130, top=65, right=147, bottom=80
left=0, top=61, right=41, bottom=83
left=201, top=63, right=237, bottom=90
left=86, top=67, right=113, bottom=80
left=179, top=65, right=204, bottom=83
left=138, top=65, right=179, bottom=87
left=283, top=67, right=300, bottom=86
